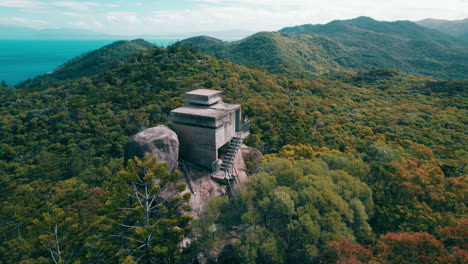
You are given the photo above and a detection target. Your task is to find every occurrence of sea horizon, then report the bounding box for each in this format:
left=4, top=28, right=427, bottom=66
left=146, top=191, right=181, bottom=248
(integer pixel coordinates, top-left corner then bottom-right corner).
left=0, top=39, right=177, bottom=86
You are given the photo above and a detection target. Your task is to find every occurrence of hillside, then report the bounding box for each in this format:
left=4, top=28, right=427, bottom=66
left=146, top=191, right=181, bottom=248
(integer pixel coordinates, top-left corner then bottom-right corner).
left=51, top=39, right=154, bottom=80
left=182, top=32, right=347, bottom=75
left=17, top=39, right=155, bottom=90
left=182, top=17, right=468, bottom=79
left=0, top=44, right=466, bottom=262
left=416, top=18, right=468, bottom=40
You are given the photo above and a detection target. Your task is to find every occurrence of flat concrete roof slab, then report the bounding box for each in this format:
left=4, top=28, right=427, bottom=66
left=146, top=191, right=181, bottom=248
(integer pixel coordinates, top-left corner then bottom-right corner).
left=169, top=102, right=240, bottom=128
left=211, top=102, right=240, bottom=111
left=186, top=89, right=222, bottom=96
left=184, top=89, right=223, bottom=105
left=172, top=106, right=223, bottom=119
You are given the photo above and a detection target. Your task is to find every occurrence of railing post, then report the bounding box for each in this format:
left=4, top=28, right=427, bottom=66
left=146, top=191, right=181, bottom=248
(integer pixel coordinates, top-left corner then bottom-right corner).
left=212, top=159, right=221, bottom=174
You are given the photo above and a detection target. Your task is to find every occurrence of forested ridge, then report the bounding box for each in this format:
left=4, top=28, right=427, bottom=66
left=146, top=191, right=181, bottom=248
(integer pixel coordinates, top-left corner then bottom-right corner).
left=0, top=41, right=466, bottom=263
left=181, top=17, right=468, bottom=80
left=416, top=18, right=468, bottom=40
left=16, top=39, right=155, bottom=91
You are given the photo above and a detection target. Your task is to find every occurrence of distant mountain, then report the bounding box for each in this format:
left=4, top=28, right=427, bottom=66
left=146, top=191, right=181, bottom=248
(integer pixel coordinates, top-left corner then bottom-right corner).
left=181, top=33, right=346, bottom=75
left=281, top=16, right=463, bottom=46
left=143, top=29, right=255, bottom=41
left=0, top=25, right=38, bottom=39
left=182, top=17, right=468, bottom=79
left=0, top=25, right=115, bottom=39
left=17, top=39, right=154, bottom=89
left=0, top=25, right=252, bottom=41
left=416, top=18, right=468, bottom=40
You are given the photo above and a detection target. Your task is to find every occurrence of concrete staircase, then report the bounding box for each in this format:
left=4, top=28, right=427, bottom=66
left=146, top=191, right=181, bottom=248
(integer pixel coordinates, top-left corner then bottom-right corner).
left=211, top=135, right=242, bottom=184
left=220, top=136, right=242, bottom=173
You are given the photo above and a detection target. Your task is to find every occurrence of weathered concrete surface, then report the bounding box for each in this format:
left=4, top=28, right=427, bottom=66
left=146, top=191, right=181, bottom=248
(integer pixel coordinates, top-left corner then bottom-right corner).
left=168, top=89, right=242, bottom=170
left=169, top=122, right=217, bottom=169
left=169, top=103, right=240, bottom=128
left=124, top=125, right=179, bottom=172
left=184, top=89, right=222, bottom=105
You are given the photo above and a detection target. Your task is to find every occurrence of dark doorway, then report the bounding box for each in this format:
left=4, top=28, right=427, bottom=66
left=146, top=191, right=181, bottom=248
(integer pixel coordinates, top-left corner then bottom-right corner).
left=235, top=109, right=240, bottom=132
left=218, top=141, right=230, bottom=161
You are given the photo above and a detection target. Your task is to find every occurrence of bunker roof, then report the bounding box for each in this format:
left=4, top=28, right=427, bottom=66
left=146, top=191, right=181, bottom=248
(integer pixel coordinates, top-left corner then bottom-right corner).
left=169, top=102, right=240, bottom=128
left=184, top=89, right=223, bottom=106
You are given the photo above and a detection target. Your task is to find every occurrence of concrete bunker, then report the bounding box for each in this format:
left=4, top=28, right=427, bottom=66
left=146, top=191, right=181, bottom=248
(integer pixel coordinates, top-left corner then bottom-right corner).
left=168, top=89, right=249, bottom=173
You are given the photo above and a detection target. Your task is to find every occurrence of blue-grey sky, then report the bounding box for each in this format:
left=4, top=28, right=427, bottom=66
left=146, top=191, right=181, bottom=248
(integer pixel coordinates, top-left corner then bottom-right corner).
left=0, top=0, right=467, bottom=35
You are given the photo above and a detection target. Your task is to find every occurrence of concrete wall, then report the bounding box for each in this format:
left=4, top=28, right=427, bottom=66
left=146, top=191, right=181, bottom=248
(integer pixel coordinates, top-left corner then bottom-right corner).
left=170, top=122, right=218, bottom=168
left=169, top=107, right=240, bottom=169
left=215, top=111, right=237, bottom=149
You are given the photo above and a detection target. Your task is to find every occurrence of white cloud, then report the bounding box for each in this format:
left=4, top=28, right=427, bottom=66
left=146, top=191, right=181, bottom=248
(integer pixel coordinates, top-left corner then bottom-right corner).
left=1, top=0, right=466, bottom=35
left=50, top=1, right=100, bottom=11
left=0, top=16, right=48, bottom=28
left=0, top=0, right=44, bottom=9
left=62, top=11, right=86, bottom=18
left=141, top=6, right=310, bottom=33
left=0, top=1, right=108, bottom=10
left=65, top=19, right=103, bottom=30
left=195, top=0, right=465, bottom=7
left=68, top=20, right=88, bottom=28
left=138, top=0, right=468, bottom=34
left=193, top=0, right=468, bottom=18
left=106, top=12, right=140, bottom=24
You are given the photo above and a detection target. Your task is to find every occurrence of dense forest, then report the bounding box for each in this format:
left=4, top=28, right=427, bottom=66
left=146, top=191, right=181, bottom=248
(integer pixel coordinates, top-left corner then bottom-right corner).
left=181, top=17, right=468, bottom=79
left=0, top=35, right=466, bottom=263
left=416, top=18, right=468, bottom=40
left=17, top=39, right=155, bottom=91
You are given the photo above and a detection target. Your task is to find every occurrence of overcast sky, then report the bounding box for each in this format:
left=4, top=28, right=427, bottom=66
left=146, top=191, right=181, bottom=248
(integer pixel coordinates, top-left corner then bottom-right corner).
left=0, top=0, right=467, bottom=35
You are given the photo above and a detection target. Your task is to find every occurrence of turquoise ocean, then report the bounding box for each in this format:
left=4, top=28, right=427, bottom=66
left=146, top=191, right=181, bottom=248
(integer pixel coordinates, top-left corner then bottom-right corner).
left=0, top=39, right=176, bottom=86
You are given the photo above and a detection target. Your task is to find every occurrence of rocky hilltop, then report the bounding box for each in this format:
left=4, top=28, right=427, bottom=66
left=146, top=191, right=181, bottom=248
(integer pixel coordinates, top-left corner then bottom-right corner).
left=125, top=125, right=260, bottom=218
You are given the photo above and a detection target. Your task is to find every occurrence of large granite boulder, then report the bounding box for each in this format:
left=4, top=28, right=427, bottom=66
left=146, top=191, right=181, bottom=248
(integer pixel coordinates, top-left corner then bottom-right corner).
left=241, top=144, right=263, bottom=173
left=125, top=125, right=179, bottom=172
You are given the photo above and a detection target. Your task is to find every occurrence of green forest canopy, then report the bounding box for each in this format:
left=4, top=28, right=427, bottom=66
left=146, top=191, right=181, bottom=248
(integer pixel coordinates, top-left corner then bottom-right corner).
left=0, top=43, right=466, bottom=263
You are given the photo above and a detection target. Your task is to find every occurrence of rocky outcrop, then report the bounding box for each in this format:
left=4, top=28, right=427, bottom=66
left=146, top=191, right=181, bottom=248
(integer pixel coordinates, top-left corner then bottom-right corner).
left=182, top=161, right=228, bottom=218
left=176, top=149, right=250, bottom=219
left=241, top=144, right=263, bottom=173
left=124, top=125, right=179, bottom=172
left=125, top=126, right=261, bottom=219
left=233, top=150, right=249, bottom=184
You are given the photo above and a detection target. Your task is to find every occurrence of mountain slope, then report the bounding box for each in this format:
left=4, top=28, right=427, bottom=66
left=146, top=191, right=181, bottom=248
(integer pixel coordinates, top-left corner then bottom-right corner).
left=416, top=18, right=468, bottom=40
left=281, top=16, right=463, bottom=46
left=51, top=39, right=154, bottom=80
left=182, top=32, right=347, bottom=75
left=17, top=39, right=154, bottom=89
left=182, top=17, right=468, bottom=79
left=0, top=44, right=466, bottom=263
left=280, top=17, right=468, bottom=79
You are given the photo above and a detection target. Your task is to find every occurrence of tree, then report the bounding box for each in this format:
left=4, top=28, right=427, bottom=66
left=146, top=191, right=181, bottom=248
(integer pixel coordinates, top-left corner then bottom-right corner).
left=438, top=219, right=468, bottom=264
left=375, top=232, right=449, bottom=264
left=193, top=157, right=374, bottom=263
left=115, top=155, right=192, bottom=263
left=323, top=238, right=373, bottom=264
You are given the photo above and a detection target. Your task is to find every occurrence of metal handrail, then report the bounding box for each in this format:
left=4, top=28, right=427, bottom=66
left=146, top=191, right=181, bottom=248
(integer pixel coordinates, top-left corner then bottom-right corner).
left=221, top=136, right=242, bottom=177
left=212, top=159, right=221, bottom=174
left=240, top=120, right=250, bottom=133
